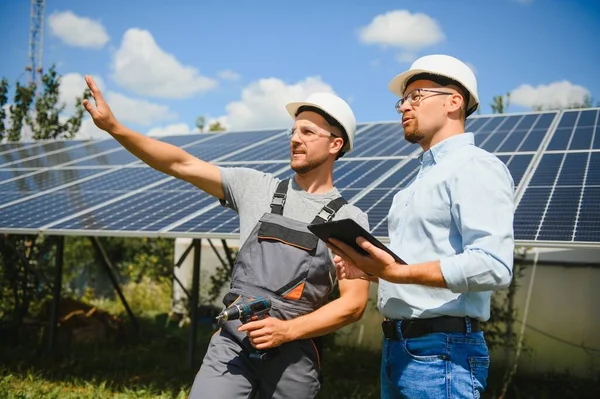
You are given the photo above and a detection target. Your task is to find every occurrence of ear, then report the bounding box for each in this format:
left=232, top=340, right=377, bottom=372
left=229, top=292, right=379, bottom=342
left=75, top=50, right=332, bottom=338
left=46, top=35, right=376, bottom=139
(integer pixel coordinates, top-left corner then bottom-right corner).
left=329, top=136, right=345, bottom=156
left=446, top=93, right=463, bottom=114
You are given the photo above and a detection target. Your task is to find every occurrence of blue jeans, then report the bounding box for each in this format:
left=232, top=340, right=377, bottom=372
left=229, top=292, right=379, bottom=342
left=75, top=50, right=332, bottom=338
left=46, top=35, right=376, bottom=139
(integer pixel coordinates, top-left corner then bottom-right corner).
left=381, top=320, right=489, bottom=399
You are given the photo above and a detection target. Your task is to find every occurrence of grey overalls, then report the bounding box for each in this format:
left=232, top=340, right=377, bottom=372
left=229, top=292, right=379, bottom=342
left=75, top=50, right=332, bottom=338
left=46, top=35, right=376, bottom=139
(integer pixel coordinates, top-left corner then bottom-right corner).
left=190, top=179, right=348, bottom=399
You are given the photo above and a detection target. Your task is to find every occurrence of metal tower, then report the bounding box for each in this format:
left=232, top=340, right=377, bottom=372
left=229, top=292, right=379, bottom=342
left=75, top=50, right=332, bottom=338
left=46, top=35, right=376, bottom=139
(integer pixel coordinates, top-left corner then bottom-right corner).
left=26, top=0, right=45, bottom=92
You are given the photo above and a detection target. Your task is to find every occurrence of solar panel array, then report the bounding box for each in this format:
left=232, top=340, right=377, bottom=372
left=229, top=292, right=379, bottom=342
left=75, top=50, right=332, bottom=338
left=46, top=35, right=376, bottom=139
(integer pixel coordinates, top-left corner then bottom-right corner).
left=1, top=108, right=599, bottom=247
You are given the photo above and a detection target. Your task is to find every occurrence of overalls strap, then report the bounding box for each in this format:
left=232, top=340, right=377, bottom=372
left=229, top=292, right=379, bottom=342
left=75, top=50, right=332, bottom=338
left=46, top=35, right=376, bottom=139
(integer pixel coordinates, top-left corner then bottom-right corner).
left=270, top=179, right=290, bottom=215
left=310, top=197, right=348, bottom=224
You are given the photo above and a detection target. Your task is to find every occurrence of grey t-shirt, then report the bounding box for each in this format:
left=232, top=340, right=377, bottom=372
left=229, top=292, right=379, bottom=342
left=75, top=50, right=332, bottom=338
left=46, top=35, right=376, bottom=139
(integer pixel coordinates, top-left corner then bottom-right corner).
left=218, top=166, right=370, bottom=246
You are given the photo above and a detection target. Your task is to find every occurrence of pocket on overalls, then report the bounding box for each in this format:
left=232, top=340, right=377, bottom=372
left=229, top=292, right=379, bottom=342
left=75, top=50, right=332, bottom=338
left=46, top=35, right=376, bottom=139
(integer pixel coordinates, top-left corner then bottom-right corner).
left=256, top=220, right=319, bottom=298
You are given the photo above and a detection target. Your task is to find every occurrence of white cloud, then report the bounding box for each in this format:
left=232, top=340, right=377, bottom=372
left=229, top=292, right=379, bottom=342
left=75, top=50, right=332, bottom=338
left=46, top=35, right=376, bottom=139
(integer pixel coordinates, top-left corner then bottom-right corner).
left=48, top=11, right=109, bottom=49
left=147, top=123, right=194, bottom=137
left=510, top=81, right=590, bottom=110
left=396, top=52, right=416, bottom=64
left=218, top=69, right=241, bottom=81
left=59, top=73, right=104, bottom=113
left=217, top=76, right=335, bottom=131
left=76, top=118, right=106, bottom=140
left=112, top=28, right=218, bottom=98
left=358, top=10, right=444, bottom=50
left=105, top=92, right=177, bottom=126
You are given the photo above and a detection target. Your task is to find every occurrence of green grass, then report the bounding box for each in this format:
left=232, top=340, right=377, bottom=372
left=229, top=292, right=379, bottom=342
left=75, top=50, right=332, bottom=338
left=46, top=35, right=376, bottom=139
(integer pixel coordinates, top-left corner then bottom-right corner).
left=1, top=312, right=598, bottom=398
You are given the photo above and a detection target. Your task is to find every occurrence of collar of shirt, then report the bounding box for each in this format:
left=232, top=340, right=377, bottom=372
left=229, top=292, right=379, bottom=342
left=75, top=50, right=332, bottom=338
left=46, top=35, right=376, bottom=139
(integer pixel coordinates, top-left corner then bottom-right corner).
left=417, top=133, right=475, bottom=170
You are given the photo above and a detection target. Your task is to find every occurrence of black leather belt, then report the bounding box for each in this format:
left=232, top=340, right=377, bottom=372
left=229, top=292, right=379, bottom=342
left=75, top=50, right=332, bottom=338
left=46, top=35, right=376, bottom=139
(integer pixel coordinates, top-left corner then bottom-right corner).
left=382, top=316, right=481, bottom=340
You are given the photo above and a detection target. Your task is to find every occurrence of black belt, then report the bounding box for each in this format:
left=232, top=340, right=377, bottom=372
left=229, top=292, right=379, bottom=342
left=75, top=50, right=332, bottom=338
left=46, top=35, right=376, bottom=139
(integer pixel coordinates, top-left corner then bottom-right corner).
left=382, top=316, right=481, bottom=340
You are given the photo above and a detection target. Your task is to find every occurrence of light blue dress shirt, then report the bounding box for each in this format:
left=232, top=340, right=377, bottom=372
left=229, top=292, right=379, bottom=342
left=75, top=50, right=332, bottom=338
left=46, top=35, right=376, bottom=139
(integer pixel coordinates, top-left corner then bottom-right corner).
left=378, top=133, right=515, bottom=322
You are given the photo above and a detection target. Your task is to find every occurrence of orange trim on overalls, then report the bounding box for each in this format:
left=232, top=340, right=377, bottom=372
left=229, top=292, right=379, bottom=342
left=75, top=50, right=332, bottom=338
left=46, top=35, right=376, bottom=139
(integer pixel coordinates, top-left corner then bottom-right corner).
left=283, top=282, right=305, bottom=300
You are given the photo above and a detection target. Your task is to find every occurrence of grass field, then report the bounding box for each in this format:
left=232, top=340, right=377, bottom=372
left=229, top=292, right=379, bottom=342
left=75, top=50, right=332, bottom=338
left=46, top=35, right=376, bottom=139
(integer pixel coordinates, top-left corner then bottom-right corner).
left=1, top=313, right=598, bottom=399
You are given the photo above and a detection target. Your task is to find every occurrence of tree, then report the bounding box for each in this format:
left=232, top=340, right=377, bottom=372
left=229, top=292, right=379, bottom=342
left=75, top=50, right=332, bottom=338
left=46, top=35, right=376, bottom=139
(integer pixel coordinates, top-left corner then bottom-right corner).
left=491, top=93, right=511, bottom=114
left=196, top=116, right=205, bottom=133
left=208, top=120, right=225, bottom=132
left=0, top=64, right=90, bottom=142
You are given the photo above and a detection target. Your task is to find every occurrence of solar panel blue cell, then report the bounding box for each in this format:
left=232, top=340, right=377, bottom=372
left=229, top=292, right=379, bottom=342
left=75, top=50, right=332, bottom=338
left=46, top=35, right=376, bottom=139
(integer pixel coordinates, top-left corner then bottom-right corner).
left=528, top=154, right=562, bottom=186
left=497, top=116, right=522, bottom=132
left=0, top=168, right=106, bottom=192
left=171, top=206, right=238, bottom=234
left=576, top=110, right=598, bottom=127
left=0, top=193, right=27, bottom=205
left=574, top=187, right=600, bottom=241
left=0, top=191, right=118, bottom=229
left=556, top=111, right=579, bottom=128
left=519, top=129, right=548, bottom=152
left=0, top=169, right=36, bottom=182
left=514, top=187, right=552, bottom=240
left=467, top=117, right=492, bottom=132
left=157, top=134, right=209, bottom=146
left=372, top=160, right=419, bottom=189
left=557, top=152, right=587, bottom=186
left=514, top=114, right=538, bottom=131
left=71, top=167, right=167, bottom=192
left=496, top=131, right=526, bottom=153
left=52, top=190, right=216, bottom=232
left=350, top=124, right=414, bottom=157
left=67, top=149, right=138, bottom=166
left=569, top=127, right=593, bottom=150
left=534, top=112, right=557, bottom=130
left=536, top=187, right=581, bottom=241
left=15, top=140, right=121, bottom=168
left=586, top=153, right=600, bottom=185
left=0, top=142, right=34, bottom=154
left=547, top=128, right=573, bottom=151
left=497, top=154, right=533, bottom=187
left=184, top=130, right=283, bottom=161
left=334, top=160, right=398, bottom=188
left=0, top=140, right=85, bottom=167
left=480, top=131, right=506, bottom=152
left=223, top=136, right=288, bottom=162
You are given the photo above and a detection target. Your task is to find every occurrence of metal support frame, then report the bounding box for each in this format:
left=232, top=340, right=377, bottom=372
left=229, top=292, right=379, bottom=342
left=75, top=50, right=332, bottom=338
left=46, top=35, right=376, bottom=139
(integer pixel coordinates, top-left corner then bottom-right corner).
left=47, top=236, right=63, bottom=353
left=89, top=236, right=139, bottom=334
left=188, top=238, right=201, bottom=369
left=207, top=239, right=232, bottom=273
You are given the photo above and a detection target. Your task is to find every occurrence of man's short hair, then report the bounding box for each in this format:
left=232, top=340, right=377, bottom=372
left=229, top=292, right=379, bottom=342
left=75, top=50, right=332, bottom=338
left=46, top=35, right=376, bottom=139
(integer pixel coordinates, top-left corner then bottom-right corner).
left=295, top=105, right=348, bottom=159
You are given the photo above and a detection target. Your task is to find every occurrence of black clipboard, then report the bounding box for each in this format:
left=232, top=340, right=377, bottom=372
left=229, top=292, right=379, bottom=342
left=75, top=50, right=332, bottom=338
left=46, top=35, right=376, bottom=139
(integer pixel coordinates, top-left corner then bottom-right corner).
left=307, top=218, right=405, bottom=264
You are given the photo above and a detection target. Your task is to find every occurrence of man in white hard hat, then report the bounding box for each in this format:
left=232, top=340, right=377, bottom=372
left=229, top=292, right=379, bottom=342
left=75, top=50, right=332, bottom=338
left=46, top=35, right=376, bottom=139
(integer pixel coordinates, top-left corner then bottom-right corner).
left=82, top=77, right=370, bottom=398
left=328, top=54, right=515, bottom=398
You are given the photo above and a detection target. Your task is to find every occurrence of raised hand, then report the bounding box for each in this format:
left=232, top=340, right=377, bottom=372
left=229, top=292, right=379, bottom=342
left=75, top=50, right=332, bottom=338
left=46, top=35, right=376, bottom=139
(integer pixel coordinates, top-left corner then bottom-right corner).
left=82, top=75, right=120, bottom=133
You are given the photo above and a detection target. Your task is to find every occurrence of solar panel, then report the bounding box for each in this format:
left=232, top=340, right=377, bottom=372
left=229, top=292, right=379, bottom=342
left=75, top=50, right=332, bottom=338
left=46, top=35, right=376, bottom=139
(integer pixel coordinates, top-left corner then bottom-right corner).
left=0, top=140, right=89, bottom=167
left=1, top=109, right=599, bottom=245
left=5, top=139, right=121, bottom=168
left=168, top=160, right=396, bottom=235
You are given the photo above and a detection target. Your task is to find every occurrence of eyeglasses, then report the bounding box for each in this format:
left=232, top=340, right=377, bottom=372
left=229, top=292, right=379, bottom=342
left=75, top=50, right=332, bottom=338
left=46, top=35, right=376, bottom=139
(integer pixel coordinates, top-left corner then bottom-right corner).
left=287, top=127, right=340, bottom=142
left=395, top=88, right=453, bottom=114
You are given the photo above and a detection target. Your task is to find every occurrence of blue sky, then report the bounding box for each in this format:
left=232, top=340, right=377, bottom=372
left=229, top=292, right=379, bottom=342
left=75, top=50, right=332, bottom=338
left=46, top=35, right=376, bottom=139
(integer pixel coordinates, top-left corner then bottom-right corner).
left=0, top=0, right=598, bottom=139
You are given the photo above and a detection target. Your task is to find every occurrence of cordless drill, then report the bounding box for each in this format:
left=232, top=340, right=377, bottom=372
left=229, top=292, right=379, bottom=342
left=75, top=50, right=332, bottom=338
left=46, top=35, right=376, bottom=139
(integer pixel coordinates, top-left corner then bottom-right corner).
left=215, top=297, right=279, bottom=361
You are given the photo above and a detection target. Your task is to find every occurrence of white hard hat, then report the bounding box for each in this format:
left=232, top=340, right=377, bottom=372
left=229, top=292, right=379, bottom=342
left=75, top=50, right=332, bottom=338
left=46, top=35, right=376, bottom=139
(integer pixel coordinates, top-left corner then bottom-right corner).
left=286, top=92, right=356, bottom=153
left=388, top=54, right=479, bottom=117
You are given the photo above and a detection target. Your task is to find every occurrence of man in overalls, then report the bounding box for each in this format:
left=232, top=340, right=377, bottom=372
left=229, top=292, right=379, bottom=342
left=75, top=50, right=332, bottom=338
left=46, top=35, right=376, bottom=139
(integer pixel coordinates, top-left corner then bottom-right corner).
left=81, top=77, right=370, bottom=398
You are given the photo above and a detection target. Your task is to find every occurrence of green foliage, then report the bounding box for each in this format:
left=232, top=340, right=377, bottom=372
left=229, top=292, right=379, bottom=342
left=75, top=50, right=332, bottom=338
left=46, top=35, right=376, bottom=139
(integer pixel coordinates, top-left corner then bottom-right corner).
left=0, top=235, right=58, bottom=324
left=0, top=64, right=90, bottom=142
left=0, top=78, right=8, bottom=134
left=7, top=82, right=36, bottom=141
left=208, top=120, right=225, bottom=132
left=491, top=93, right=510, bottom=114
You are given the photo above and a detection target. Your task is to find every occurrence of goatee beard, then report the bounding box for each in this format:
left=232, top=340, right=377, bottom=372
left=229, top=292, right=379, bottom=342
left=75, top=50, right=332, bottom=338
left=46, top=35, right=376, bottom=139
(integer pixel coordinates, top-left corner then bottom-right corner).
left=291, top=154, right=328, bottom=174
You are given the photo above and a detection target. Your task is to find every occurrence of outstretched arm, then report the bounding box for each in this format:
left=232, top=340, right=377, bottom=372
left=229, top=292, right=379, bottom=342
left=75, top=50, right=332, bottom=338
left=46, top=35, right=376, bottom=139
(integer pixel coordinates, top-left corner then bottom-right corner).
left=82, top=75, right=224, bottom=199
